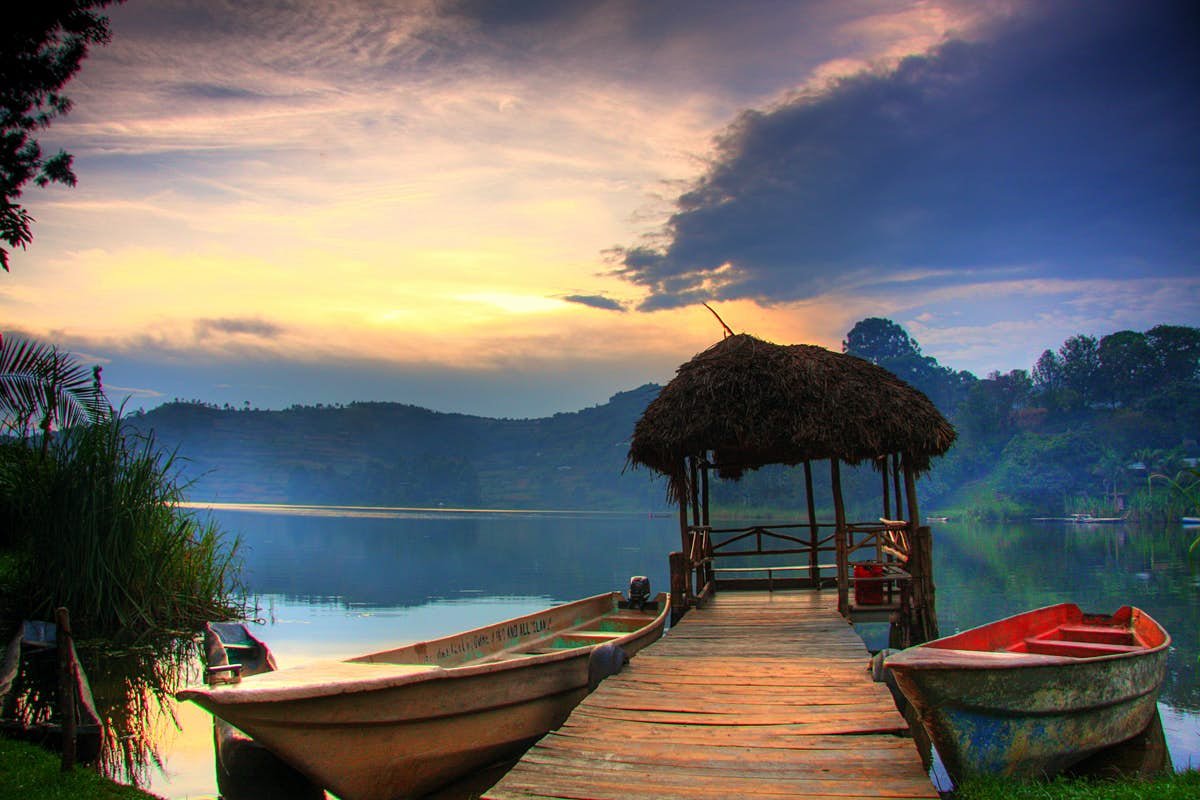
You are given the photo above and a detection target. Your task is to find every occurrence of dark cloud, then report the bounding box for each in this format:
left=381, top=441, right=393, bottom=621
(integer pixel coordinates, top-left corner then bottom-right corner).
left=194, top=318, right=284, bottom=339
left=173, top=82, right=265, bottom=101
left=616, top=1, right=1200, bottom=310
left=560, top=294, right=626, bottom=312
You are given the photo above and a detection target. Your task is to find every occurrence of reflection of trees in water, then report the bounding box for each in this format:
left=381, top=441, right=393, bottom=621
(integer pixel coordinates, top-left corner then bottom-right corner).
left=79, top=636, right=201, bottom=788
left=933, top=521, right=1199, bottom=710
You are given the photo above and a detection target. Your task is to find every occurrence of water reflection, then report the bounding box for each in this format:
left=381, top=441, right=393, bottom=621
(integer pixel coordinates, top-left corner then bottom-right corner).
left=931, top=520, right=1199, bottom=712
left=42, top=507, right=1198, bottom=797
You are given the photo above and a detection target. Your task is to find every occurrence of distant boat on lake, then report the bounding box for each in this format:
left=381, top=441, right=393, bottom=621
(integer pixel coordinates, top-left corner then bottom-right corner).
left=886, top=603, right=1169, bottom=780
left=1032, top=514, right=1127, bottom=524
left=180, top=587, right=669, bottom=800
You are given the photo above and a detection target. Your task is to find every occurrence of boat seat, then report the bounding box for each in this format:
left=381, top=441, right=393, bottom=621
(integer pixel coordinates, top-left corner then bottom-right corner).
left=1054, top=625, right=1136, bottom=646
left=1023, top=638, right=1140, bottom=658
left=552, top=632, right=625, bottom=642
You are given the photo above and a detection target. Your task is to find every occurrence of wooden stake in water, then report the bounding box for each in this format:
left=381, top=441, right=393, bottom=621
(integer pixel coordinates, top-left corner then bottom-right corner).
left=55, top=607, right=76, bottom=772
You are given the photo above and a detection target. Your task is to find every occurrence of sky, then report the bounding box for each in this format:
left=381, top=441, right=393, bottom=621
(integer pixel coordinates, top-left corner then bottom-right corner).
left=4, top=0, right=1197, bottom=418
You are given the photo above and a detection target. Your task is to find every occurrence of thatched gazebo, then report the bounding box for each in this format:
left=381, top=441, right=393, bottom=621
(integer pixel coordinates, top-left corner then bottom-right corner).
left=628, top=333, right=955, bottom=645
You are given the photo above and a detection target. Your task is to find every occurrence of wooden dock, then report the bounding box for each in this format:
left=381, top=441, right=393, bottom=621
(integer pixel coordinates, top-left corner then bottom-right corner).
left=483, top=590, right=938, bottom=800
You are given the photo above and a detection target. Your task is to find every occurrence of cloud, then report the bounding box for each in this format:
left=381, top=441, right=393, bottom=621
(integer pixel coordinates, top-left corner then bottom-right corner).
left=560, top=294, right=626, bottom=312
left=615, top=1, right=1200, bottom=310
left=172, top=83, right=267, bottom=101
left=194, top=317, right=284, bottom=339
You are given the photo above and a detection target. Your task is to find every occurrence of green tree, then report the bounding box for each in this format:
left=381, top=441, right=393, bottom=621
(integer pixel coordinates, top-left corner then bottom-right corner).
left=843, top=317, right=921, bottom=363
left=843, top=317, right=976, bottom=413
left=957, top=369, right=1031, bottom=442
left=1, top=1, right=120, bottom=271
left=1097, top=330, right=1154, bottom=405
left=1145, top=324, right=1200, bottom=383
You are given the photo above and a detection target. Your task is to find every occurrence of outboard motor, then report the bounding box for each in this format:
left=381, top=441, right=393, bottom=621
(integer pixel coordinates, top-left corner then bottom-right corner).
left=628, top=576, right=651, bottom=610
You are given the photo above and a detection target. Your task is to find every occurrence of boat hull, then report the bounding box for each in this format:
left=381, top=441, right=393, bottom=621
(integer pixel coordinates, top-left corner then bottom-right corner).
left=181, top=592, right=668, bottom=800
left=886, top=604, right=1169, bottom=780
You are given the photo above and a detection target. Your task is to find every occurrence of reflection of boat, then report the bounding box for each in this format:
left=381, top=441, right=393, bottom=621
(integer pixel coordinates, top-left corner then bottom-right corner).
left=180, top=587, right=669, bottom=800
left=886, top=603, right=1169, bottom=780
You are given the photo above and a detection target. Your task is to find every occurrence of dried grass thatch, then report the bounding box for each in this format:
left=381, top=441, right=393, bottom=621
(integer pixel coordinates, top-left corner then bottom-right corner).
left=628, top=334, right=955, bottom=498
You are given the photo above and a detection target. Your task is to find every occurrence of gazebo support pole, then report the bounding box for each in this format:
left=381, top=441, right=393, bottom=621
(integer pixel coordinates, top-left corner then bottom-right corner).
left=831, top=459, right=848, bottom=616
left=892, top=453, right=904, bottom=521
left=881, top=458, right=891, bottom=520
left=804, top=461, right=819, bottom=587
left=904, top=459, right=939, bottom=643
left=677, top=463, right=690, bottom=555
left=700, top=458, right=710, bottom=528
left=689, top=457, right=701, bottom=528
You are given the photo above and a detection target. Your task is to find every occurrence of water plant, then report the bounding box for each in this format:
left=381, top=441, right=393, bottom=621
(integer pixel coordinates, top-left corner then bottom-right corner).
left=0, top=413, right=244, bottom=638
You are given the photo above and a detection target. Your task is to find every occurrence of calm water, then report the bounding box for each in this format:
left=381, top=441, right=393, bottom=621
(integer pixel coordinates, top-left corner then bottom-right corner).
left=109, top=507, right=1198, bottom=797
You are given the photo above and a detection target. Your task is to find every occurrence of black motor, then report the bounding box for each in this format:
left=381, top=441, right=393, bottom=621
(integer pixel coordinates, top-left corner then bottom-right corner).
left=628, top=576, right=651, bottom=610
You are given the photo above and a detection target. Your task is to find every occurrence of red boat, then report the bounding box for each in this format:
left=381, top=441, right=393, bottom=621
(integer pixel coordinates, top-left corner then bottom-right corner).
left=885, top=603, right=1169, bottom=780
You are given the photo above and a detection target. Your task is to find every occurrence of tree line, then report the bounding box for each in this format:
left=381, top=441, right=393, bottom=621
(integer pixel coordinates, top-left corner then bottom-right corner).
left=842, top=318, right=1200, bottom=517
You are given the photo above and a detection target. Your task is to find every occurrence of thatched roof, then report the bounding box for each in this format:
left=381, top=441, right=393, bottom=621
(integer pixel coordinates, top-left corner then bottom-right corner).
left=628, top=334, right=955, bottom=494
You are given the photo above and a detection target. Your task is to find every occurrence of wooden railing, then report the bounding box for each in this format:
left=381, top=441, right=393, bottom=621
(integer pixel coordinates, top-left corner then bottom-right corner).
left=839, top=517, right=913, bottom=617
left=669, top=518, right=918, bottom=624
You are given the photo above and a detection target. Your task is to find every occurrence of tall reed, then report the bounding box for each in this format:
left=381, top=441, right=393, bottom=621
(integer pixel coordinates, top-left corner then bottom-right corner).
left=0, top=414, right=244, bottom=640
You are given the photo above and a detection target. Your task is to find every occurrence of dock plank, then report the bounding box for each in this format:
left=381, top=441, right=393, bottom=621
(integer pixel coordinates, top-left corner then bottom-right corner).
left=482, top=590, right=936, bottom=800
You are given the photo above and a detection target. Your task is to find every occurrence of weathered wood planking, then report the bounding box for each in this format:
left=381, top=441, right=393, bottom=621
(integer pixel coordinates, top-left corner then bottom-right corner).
left=483, top=590, right=937, bottom=800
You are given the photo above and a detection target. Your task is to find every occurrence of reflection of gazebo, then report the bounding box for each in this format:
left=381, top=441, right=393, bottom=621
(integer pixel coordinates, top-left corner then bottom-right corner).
left=628, top=334, right=955, bottom=646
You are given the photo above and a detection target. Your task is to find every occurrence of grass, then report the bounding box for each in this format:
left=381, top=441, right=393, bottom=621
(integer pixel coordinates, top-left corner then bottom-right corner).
left=0, top=739, right=162, bottom=800
left=954, top=772, right=1200, bottom=800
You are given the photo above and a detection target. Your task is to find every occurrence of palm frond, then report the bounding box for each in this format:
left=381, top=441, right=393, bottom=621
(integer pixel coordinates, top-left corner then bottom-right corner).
left=1, top=334, right=110, bottom=434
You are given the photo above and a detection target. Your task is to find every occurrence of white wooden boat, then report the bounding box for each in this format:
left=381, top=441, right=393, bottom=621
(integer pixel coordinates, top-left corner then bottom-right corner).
left=179, top=588, right=669, bottom=800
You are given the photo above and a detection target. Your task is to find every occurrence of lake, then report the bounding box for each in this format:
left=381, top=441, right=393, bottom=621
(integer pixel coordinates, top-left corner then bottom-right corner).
left=103, top=506, right=1198, bottom=797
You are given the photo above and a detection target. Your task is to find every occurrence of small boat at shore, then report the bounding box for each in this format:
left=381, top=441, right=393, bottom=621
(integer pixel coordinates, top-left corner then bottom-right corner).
left=200, top=623, right=323, bottom=800
left=180, top=585, right=669, bottom=800
left=885, top=603, right=1169, bottom=780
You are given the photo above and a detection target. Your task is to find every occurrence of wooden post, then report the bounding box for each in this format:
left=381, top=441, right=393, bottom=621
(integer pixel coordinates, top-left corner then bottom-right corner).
left=676, top=462, right=690, bottom=554
left=881, top=457, right=891, bottom=519
left=892, top=454, right=904, bottom=521
left=804, top=461, right=819, bottom=586
left=903, top=460, right=939, bottom=643
left=689, top=457, right=701, bottom=528
left=669, top=551, right=687, bottom=625
left=55, top=607, right=76, bottom=772
left=830, top=459, right=848, bottom=616
left=700, top=457, right=710, bottom=528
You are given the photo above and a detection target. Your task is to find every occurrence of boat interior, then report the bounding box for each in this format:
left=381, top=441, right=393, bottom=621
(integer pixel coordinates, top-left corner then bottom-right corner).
left=348, top=594, right=667, bottom=668
left=927, top=605, right=1168, bottom=660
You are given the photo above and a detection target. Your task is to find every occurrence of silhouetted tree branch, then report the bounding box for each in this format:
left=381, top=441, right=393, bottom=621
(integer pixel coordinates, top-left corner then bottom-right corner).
left=1, top=1, right=121, bottom=271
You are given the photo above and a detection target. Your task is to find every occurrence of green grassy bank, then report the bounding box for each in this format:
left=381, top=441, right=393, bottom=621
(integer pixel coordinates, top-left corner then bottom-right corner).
left=956, top=772, right=1200, bottom=800
left=0, top=739, right=162, bottom=800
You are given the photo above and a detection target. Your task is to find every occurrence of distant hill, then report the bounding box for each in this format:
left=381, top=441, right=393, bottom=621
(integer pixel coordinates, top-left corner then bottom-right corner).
left=129, top=385, right=670, bottom=510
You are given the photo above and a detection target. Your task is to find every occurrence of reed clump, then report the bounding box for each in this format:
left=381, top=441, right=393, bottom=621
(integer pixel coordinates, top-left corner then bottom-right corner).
left=0, top=414, right=244, bottom=641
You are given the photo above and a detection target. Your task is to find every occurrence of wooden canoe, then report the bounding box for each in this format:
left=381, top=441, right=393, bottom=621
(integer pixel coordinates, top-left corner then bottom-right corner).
left=885, top=603, right=1169, bottom=780
left=180, top=590, right=669, bottom=800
